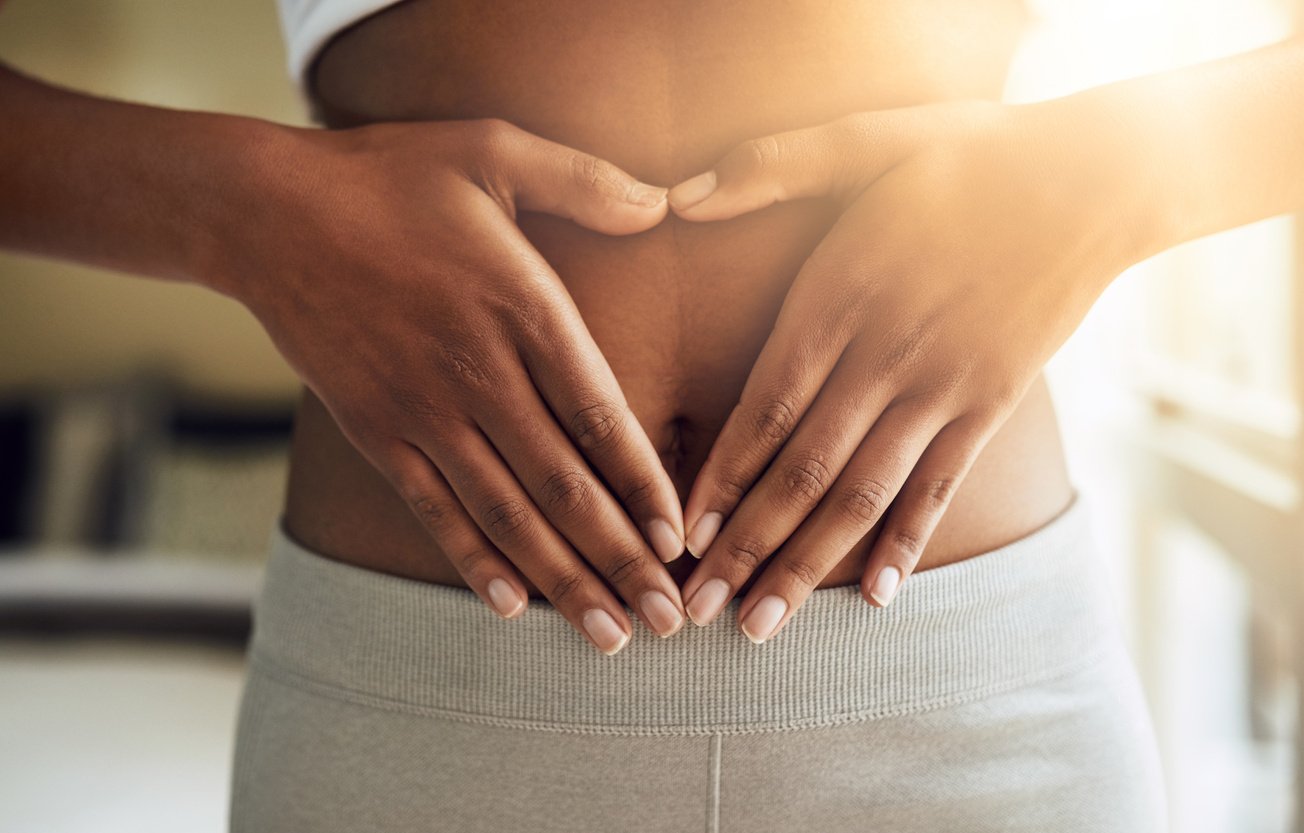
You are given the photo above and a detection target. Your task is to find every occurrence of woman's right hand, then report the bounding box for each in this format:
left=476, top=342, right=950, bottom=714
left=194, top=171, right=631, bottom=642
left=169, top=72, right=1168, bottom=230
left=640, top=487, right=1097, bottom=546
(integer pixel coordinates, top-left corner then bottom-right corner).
left=211, top=118, right=688, bottom=654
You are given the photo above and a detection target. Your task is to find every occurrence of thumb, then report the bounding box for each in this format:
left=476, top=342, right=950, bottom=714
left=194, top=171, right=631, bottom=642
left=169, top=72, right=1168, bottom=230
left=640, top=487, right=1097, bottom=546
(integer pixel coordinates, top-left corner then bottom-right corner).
left=480, top=120, right=669, bottom=236
left=667, top=112, right=909, bottom=222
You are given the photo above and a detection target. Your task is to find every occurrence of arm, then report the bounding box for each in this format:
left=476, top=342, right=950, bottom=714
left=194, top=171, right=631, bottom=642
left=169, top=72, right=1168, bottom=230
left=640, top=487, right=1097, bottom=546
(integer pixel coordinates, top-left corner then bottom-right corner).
left=1037, top=36, right=1304, bottom=262
left=662, top=36, right=1304, bottom=641
left=0, top=57, right=691, bottom=653
left=0, top=62, right=274, bottom=294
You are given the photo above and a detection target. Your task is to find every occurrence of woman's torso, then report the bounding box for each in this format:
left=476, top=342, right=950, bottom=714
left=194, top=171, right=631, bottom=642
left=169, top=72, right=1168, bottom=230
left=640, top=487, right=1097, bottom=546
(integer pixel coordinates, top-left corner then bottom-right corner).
left=280, top=0, right=1075, bottom=598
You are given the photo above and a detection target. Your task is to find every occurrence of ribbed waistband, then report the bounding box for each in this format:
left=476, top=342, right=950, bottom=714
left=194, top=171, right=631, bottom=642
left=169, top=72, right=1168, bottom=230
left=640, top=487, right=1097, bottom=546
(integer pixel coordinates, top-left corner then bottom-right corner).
left=246, top=490, right=1117, bottom=735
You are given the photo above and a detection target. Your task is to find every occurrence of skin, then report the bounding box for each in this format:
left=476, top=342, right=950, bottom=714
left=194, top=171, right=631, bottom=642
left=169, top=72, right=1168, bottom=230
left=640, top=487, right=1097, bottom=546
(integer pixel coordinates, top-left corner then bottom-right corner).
left=1, top=1, right=1301, bottom=654
left=286, top=0, right=1069, bottom=654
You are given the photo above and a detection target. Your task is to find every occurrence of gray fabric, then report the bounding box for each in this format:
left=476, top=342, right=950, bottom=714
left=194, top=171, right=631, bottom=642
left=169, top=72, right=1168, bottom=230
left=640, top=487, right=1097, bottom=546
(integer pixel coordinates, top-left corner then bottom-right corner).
left=229, top=490, right=1167, bottom=831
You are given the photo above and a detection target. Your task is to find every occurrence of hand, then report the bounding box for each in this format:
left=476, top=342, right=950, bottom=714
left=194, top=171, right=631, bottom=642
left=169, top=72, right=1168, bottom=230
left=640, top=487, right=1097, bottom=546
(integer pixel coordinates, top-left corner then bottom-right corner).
left=666, top=99, right=1143, bottom=641
left=218, top=118, right=689, bottom=654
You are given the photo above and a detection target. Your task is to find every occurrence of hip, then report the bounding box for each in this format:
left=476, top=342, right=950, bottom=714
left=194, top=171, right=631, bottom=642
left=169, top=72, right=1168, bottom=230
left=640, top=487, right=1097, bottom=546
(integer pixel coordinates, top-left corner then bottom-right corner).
left=230, top=488, right=1166, bottom=832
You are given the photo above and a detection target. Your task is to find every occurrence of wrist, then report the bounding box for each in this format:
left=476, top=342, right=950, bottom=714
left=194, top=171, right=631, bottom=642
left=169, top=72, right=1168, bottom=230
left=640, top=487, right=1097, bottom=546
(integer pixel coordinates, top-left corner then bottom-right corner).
left=185, top=118, right=319, bottom=304
left=1010, top=89, right=1178, bottom=282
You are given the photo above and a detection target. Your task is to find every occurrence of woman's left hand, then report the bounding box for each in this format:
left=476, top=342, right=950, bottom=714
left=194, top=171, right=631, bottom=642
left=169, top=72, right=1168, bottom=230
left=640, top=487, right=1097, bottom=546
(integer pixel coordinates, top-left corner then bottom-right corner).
left=667, top=97, right=1151, bottom=642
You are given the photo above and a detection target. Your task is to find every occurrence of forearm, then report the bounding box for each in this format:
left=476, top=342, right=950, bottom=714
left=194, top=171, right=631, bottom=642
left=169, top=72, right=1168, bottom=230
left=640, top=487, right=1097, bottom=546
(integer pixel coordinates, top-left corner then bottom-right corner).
left=0, top=62, right=291, bottom=297
left=1039, top=37, right=1304, bottom=264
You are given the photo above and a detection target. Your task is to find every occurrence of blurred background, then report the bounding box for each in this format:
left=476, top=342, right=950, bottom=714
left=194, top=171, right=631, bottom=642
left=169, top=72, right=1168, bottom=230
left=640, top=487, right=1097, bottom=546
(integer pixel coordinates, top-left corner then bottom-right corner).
left=0, top=0, right=1300, bottom=830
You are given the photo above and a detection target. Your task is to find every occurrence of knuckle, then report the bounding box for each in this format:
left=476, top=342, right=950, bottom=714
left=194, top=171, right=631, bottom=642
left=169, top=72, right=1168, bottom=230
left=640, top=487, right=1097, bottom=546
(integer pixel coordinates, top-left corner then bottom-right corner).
left=539, top=465, right=596, bottom=517
left=569, top=152, right=623, bottom=199
left=460, top=118, right=522, bottom=211
left=779, top=556, right=822, bottom=590
left=569, top=400, right=624, bottom=450
left=923, top=475, right=959, bottom=509
left=738, top=134, right=783, bottom=175
left=779, top=454, right=833, bottom=505
left=480, top=497, right=532, bottom=541
left=750, top=394, right=800, bottom=443
left=724, top=536, right=768, bottom=572
left=548, top=568, right=587, bottom=606
left=619, top=478, right=656, bottom=511
left=891, top=526, right=925, bottom=558
left=470, top=117, right=518, bottom=157
left=602, top=547, right=648, bottom=585
left=485, top=281, right=554, bottom=342
left=840, top=477, right=891, bottom=525
left=875, top=320, right=933, bottom=377
left=713, top=462, right=752, bottom=503
left=409, top=492, right=452, bottom=531
left=438, top=343, right=496, bottom=393
left=987, top=379, right=1026, bottom=416
left=390, top=385, right=454, bottom=424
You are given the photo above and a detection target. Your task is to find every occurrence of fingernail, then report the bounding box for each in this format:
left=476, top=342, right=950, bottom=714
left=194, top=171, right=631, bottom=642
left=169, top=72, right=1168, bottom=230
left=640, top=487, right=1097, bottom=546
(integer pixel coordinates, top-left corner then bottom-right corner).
left=627, top=182, right=668, bottom=207
left=869, top=565, right=902, bottom=607
left=685, top=511, right=723, bottom=558
left=583, top=608, right=630, bottom=655
left=667, top=170, right=717, bottom=211
left=685, top=577, right=732, bottom=627
left=646, top=517, right=684, bottom=563
left=741, top=595, right=788, bottom=644
left=639, top=590, right=685, bottom=637
left=487, top=578, right=525, bottom=618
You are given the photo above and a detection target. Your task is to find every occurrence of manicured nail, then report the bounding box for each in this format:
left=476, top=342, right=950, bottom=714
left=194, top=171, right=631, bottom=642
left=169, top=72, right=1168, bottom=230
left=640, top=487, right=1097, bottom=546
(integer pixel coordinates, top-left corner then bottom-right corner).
left=639, top=590, right=685, bottom=637
left=583, top=608, right=630, bottom=655
left=685, top=511, right=723, bottom=558
left=685, top=577, right=732, bottom=627
left=627, top=182, right=668, bottom=207
left=869, top=565, right=902, bottom=607
left=741, top=595, right=788, bottom=644
left=487, top=578, right=525, bottom=618
left=668, top=170, right=717, bottom=211
left=646, top=517, right=684, bottom=563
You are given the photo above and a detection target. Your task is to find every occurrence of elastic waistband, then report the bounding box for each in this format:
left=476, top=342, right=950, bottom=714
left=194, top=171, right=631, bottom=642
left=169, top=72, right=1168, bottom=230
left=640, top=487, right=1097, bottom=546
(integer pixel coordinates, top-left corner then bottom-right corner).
left=247, top=490, right=1116, bottom=735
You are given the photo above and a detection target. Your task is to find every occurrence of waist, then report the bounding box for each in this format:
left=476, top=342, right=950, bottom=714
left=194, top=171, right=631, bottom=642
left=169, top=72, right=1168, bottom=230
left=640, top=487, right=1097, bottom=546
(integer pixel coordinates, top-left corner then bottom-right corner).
left=281, top=0, right=1070, bottom=593
left=251, top=489, right=1110, bottom=734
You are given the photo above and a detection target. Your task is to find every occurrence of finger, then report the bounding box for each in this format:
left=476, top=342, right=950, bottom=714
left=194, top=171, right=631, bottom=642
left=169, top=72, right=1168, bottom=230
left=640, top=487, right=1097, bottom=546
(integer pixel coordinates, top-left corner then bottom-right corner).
left=675, top=352, right=895, bottom=623
left=379, top=440, right=529, bottom=620
left=679, top=275, right=851, bottom=560
left=683, top=402, right=935, bottom=632
left=467, top=118, right=669, bottom=235
left=426, top=422, right=638, bottom=655
left=518, top=277, right=687, bottom=565
left=861, top=416, right=993, bottom=609
left=470, top=363, right=688, bottom=638
left=667, top=111, right=912, bottom=220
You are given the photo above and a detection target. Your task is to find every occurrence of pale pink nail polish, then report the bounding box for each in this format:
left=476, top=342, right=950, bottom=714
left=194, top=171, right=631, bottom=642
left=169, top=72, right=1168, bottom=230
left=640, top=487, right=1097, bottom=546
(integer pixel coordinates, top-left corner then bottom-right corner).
left=487, top=578, right=525, bottom=618
left=685, top=511, right=723, bottom=558
left=646, top=517, right=684, bottom=563
left=686, top=577, right=732, bottom=626
left=740, top=595, right=788, bottom=644
left=583, top=608, right=630, bottom=655
left=668, top=170, right=718, bottom=211
left=627, top=182, right=668, bottom=207
left=639, top=590, right=685, bottom=637
left=869, top=566, right=902, bottom=607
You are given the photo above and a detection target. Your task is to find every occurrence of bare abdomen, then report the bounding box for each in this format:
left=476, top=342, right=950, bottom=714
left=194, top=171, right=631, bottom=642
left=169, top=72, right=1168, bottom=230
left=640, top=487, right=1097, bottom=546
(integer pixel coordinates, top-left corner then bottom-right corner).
left=280, top=0, right=1074, bottom=596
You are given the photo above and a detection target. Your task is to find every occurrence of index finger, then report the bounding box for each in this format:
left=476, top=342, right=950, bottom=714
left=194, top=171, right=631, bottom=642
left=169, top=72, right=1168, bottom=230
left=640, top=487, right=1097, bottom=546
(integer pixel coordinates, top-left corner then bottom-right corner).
left=680, top=264, right=854, bottom=558
left=504, top=237, right=688, bottom=564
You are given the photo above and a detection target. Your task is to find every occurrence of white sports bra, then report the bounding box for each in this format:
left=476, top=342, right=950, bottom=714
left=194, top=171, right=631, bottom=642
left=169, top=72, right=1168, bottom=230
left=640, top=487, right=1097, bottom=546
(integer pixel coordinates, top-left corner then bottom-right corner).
left=274, top=0, right=399, bottom=90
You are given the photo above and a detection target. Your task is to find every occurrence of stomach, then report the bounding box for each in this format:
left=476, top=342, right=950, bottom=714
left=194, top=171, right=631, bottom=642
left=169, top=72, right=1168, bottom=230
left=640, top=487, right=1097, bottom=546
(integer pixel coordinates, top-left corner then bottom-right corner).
left=279, top=0, right=1076, bottom=598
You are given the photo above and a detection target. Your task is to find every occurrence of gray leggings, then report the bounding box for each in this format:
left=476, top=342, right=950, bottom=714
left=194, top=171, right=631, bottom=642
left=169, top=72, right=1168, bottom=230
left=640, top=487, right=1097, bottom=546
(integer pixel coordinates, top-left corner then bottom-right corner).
left=229, top=491, right=1167, bottom=832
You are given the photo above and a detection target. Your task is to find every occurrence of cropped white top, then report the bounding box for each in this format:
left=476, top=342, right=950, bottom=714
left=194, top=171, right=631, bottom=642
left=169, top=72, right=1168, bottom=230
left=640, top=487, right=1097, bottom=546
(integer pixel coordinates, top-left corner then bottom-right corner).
left=274, top=0, right=399, bottom=90
left=275, top=0, right=1043, bottom=93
